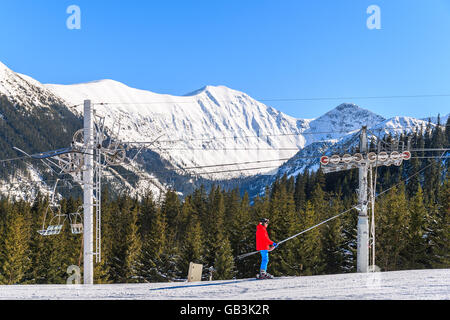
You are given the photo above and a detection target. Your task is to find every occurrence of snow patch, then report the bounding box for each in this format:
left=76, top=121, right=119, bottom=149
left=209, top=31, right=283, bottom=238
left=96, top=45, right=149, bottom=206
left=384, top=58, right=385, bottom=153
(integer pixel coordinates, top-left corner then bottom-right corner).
left=0, top=268, right=447, bottom=300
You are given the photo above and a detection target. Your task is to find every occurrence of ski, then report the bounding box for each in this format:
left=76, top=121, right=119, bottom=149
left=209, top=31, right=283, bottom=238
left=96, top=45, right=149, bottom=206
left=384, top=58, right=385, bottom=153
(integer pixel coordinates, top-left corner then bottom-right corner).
left=256, top=273, right=274, bottom=280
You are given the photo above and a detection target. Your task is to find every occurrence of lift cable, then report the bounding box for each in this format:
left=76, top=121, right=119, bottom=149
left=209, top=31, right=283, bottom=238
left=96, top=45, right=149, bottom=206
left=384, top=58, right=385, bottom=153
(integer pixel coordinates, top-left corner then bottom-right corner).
left=236, top=150, right=448, bottom=260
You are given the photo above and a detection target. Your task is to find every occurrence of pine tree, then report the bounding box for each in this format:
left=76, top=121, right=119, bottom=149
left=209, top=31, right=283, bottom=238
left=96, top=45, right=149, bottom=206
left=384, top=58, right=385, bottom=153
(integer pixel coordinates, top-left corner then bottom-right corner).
left=209, top=188, right=235, bottom=279
left=428, top=172, right=450, bottom=268
left=375, top=185, right=410, bottom=271
left=294, top=173, right=306, bottom=212
left=179, top=213, right=204, bottom=277
left=138, top=210, right=162, bottom=282
left=274, top=179, right=301, bottom=276
left=161, top=189, right=181, bottom=233
left=213, top=232, right=235, bottom=280
left=123, top=205, right=142, bottom=282
left=228, top=190, right=254, bottom=278
left=0, top=203, right=30, bottom=284
left=402, top=185, right=429, bottom=269
left=295, top=201, right=322, bottom=275
left=320, top=195, right=345, bottom=274
left=107, top=196, right=142, bottom=282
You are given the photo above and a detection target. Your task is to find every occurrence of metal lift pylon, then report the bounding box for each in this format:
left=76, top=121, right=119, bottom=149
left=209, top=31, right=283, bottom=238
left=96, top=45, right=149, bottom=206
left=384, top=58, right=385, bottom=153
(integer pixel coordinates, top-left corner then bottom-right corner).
left=320, top=126, right=411, bottom=273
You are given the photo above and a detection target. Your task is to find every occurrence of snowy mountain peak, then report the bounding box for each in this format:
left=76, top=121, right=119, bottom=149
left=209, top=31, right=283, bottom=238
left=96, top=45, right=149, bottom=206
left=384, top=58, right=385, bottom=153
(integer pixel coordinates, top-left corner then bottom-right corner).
left=373, top=115, right=432, bottom=135
left=323, top=103, right=384, bottom=122
left=45, top=79, right=306, bottom=178
left=0, top=61, right=66, bottom=109
left=184, top=85, right=248, bottom=100
left=298, top=103, right=385, bottom=146
left=334, top=102, right=362, bottom=112
left=0, top=61, right=14, bottom=82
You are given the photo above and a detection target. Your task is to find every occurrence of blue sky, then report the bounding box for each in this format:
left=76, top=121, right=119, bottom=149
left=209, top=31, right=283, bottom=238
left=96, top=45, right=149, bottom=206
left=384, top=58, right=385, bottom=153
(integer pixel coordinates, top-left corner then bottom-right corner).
left=0, top=0, right=449, bottom=120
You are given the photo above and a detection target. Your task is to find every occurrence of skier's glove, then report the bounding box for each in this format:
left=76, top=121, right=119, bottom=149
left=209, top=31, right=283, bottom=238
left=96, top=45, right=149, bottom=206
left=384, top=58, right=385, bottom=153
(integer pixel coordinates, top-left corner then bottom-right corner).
left=273, top=242, right=278, bottom=248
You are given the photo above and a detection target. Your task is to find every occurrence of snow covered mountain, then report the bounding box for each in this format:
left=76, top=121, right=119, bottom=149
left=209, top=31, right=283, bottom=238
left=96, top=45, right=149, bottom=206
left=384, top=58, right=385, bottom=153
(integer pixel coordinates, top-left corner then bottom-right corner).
left=0, top=60, right=446, bottom=200
left=45, top=80, right=391, bottom=181
left=0, top=62, right=83, bottom=200
left=45, top=80, right=309, bottom=180
left=300, top=103, right=385, bottom=144
left=271, top=115, right=434, bottom=184
left=0, top=61, right=68, bottom=109
left=0, top=62, right=165, bottom=200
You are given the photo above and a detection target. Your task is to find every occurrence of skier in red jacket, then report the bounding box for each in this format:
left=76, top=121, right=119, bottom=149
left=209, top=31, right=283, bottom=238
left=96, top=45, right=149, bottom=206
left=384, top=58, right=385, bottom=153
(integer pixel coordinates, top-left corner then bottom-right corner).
left=256, top=218, right=277, bottom=279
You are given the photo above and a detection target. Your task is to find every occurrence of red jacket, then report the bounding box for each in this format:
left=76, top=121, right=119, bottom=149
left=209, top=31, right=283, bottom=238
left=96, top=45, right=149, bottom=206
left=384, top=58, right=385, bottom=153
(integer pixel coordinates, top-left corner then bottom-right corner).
left=256, top=224, right=273, bottom=251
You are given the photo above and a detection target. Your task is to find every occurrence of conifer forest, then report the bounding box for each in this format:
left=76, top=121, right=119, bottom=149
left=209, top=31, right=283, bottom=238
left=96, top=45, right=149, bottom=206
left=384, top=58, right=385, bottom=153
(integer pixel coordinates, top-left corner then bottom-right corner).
left=0, top=120, right=448, bottom=284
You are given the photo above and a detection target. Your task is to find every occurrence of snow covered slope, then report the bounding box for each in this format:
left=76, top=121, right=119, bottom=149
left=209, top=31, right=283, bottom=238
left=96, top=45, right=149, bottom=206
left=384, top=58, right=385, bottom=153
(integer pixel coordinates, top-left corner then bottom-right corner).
left=0, top=62, right=166, bottom=200
left=44, top=81, right=388, bottom=180
left=0, top=268, right=448, bottom=300
left=46, top=81, right=311, bottom=179
left=0, top=62, right=84, bottom=201
left=0, top=61, right=66, bottom=109
left=302, top=103, right=385, bottom=145
left=273, top=115, right=434, bottom=181
left=1, top=59, right=446, bottom=195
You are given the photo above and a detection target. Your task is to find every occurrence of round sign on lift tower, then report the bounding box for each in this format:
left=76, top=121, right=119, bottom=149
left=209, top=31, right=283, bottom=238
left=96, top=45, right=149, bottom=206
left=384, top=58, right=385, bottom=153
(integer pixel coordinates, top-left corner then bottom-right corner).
left=320, top=155, right=329, bottom=165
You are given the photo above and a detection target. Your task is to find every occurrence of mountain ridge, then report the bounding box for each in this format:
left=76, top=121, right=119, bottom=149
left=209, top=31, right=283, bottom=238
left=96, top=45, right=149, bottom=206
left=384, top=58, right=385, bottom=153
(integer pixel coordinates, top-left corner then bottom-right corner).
left=0, top=59, right=446, bottom=200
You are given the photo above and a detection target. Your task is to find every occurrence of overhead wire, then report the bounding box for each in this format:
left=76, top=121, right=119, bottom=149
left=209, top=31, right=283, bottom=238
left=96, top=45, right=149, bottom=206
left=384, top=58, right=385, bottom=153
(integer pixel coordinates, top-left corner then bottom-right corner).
left=122, top=125, right=449, bottom=146
left=237, top=148, right=449, bottom=260
left=90, top=93, right=450, bottom=106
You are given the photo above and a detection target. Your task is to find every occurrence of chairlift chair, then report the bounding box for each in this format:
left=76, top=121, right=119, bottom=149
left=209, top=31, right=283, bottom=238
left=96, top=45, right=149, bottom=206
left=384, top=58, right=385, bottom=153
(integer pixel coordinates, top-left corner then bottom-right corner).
left=68, top=207, right=83, bottom=234
left=37, top=204, right=66, bottom=236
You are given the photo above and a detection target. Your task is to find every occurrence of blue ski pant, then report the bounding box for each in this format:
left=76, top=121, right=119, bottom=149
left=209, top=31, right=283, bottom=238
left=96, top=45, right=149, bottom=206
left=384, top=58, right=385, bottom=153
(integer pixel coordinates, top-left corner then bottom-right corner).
left=260, top=250, right=269, bottom=271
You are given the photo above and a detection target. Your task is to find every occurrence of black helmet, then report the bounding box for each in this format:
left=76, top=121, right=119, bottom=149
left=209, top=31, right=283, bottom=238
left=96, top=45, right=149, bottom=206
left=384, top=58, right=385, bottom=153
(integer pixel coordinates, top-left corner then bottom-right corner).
left=260, top=218, right=269, bottom=224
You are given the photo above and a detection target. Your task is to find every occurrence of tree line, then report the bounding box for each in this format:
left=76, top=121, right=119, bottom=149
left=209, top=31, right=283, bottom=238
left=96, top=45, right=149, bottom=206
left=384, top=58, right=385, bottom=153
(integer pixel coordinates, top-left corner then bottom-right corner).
left=0, top=118, right=449, bottom=284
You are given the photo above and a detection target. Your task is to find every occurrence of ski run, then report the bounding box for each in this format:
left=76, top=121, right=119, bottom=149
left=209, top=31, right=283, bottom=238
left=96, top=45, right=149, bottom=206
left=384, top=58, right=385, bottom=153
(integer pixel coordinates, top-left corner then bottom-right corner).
left=0, top=269, right=448, bottom=300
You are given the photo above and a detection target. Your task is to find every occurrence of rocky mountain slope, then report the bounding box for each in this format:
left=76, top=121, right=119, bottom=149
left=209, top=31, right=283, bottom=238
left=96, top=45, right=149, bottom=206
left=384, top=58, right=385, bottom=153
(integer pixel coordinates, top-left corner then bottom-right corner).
left=0, top=60, right=444, bottom=200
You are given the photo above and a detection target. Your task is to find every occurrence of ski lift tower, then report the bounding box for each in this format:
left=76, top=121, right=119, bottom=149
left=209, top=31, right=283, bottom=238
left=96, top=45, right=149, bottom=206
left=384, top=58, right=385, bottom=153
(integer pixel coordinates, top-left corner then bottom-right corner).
left=81, top=100, right=126, bottom=284
left=83, top=100, right=94, bottom=285
left=320, top=126, right=411, bottom=273
left=17, top=99, right=126, bottom=285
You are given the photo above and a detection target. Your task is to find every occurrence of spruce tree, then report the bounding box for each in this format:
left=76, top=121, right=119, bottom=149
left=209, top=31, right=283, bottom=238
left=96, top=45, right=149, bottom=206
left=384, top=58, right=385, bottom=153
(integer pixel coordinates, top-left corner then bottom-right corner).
left=209, top=188, right=235, bottom=279
left=107, top=196, right=142, bottom=282
left=213, top=232, right=235, bottom=280
left=274, top=179, right=301, bottom=276
left=138, top=205, right=166, bottom=282
left=123, top=205, right=142, bottom=282
left=428, top=172, right=450, bottom=268
left=375, top=185, right=409, bottom=271
left=228, top=190, right=254, bottom=278
left=294, top=173, right=306, bottom=212
left=320, top=195, right=345, bottom=274
left=402, top=185, right=429, bottom=269
left=295, top=201, right=322, bottom=275
left=179, top=213, right=204, bottom=277
left=0, top=204, right=30, bottom=284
